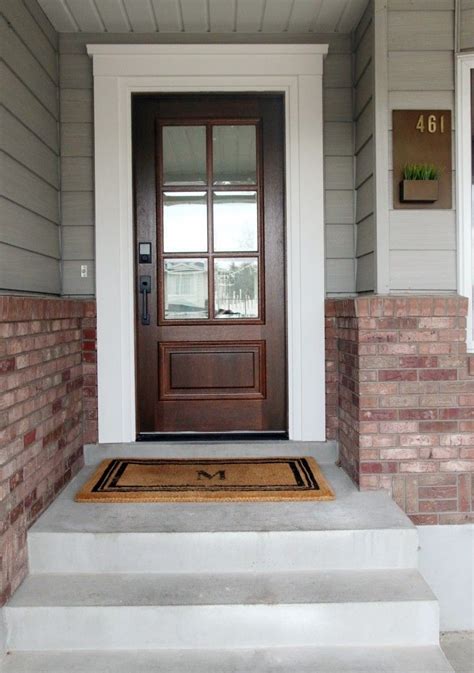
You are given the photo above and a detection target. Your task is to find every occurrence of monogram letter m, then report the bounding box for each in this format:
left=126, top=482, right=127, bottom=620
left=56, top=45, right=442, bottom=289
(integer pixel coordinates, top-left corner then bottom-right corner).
left=197, top=470, right=226, bottom=481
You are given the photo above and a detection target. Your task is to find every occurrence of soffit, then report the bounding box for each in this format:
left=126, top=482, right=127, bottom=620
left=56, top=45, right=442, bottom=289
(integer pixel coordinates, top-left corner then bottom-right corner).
left=38, top=0, right=367, bottom=35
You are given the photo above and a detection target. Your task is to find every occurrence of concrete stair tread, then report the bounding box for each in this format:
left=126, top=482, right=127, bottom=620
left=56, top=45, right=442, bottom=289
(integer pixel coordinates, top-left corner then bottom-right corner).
left=1, top=646, right=454, bottom=672
left=30, top=463, right=415, bottom=535
left=7, top=569, right=435, bottom=608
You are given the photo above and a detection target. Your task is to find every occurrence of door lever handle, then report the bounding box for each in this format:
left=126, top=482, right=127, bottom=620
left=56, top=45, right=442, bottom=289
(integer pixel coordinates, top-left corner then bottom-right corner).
left=139, top=275, right=151, bottom=325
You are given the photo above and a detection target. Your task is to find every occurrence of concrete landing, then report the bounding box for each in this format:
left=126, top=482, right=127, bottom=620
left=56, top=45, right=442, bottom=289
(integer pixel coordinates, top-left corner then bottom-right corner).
left=30, top=462, right=412, bottom=534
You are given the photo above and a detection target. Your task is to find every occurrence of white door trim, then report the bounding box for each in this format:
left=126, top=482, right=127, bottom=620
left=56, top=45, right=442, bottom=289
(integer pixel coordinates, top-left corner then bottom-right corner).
left=88, top=44, right=328, bottom=443
left=456, top=53, right=474, bottom=352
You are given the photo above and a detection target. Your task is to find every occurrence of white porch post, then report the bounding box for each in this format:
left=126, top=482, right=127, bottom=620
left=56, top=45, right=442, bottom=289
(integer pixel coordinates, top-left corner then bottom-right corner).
left=88, top=44, right=328, bottom=443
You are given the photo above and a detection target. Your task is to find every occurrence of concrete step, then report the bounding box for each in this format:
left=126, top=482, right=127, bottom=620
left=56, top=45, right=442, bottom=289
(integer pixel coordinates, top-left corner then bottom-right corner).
left=84, top=440, right=339, bottom=466
left=28, top=464, right=418, bottom=573
left=4, top=570, right=439, bottom=650
left=1, top=646, right=455, bottom=672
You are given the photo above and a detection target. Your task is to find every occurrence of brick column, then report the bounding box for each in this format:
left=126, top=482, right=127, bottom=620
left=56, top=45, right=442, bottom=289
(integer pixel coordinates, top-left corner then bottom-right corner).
left=326, top=295, right=474, bottom=524
left=0, top=297, right=97, bottom=605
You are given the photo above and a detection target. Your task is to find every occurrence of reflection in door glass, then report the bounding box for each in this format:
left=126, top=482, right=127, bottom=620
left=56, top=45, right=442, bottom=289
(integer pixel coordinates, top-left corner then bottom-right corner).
left=164, top=259, right=208, bottom=319
left=162, top=126, right=207, bottom=185
left=213, top=191, right=258, bottom=252
left=214, top=258, right=258, bottom=319
left=213, top=125, right=257, bottom=185
left=163, top=192, right=208, bottom=252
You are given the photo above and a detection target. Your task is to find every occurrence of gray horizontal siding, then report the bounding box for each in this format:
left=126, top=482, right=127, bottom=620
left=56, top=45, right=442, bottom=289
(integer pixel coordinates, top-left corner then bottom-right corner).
left=62, top=260, right=95, bottom=295
left=387, top=0, right=456, bottom=293
left=354, top=0, right=375, bottom=294
left=0, top=242, right=60, bottom=294
left=0, top=197, right=60, bottom=258
left=0, top=0, right=60, bottom=294
left=1, top=106, right=59, bottom=189
left=1, top=151, right=59, bottom=223
left=388, top=10, right=454, bottom=51
left=1, top=15, right=58, bottom=117
left=390, top=251, right=457, bottom=291
left=59, top=31, right=357, bottom=298
left=323, top=34, right=355, bottom=295
left=59, top=36, right=95, bottom=295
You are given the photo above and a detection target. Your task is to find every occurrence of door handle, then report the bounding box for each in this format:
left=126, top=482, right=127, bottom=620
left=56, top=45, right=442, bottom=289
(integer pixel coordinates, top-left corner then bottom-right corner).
left=139, top=275, right=151, bottom=325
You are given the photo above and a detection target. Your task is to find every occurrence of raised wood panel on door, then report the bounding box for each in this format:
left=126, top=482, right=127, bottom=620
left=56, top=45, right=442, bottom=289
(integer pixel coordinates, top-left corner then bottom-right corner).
left=133, top=94, right=287, bottom=434
left=159, top=341, right=265, bottom=400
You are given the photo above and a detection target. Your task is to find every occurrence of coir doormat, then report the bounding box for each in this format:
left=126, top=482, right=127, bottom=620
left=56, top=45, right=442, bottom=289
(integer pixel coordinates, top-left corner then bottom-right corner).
left=75, top=457, right=335, bottom=503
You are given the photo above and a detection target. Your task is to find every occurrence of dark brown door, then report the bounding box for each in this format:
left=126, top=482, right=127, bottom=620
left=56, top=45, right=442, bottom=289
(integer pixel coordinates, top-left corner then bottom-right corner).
left=133, top=94, right=286, bottom=437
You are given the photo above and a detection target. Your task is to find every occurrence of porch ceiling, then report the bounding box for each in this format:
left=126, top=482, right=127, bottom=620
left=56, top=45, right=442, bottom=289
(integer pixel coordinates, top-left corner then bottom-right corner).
left=38, top=0, right=367, bottom=35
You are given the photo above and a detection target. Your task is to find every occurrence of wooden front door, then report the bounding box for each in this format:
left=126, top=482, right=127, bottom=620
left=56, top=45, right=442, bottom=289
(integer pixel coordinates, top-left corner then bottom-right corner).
left=133, top=94, right=286, bottom=437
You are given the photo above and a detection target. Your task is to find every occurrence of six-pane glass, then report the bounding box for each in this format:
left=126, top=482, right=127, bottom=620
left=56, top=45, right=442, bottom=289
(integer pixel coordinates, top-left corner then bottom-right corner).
left=161, top=124, right=259, bottom=320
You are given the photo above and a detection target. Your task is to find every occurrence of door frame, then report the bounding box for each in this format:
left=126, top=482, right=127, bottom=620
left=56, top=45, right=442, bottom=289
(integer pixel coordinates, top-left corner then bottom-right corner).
left=456, top=53, right=474, bottom=352
left=87, top=44, right=328, bottom=443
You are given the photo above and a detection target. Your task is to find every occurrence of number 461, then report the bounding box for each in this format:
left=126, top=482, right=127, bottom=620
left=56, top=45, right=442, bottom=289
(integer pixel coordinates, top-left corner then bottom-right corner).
left=416, top=114, right=446, bottom=134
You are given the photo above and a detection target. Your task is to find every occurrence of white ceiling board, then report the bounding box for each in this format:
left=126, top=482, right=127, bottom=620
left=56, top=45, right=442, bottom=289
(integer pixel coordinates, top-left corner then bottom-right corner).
left=180, top=0, right=209, bottom=32
left=151, top=0, right=182, bottom=32
left=65, top=0, right=104, bottom=31
left=287, top=0, right=322, bottom=33
left=261, top=0, right=293, bottom=32
left=209, top=0, right=236, bottom=32
left=39, top=0, right=367, bottom=34
left=123, top=0, right=157, bottom=32
left=38, top=0, right=78, bottom=31
left=337, top=0, right=367, bottom=33
left=94, top=0, right=131, bottom=32
left=313, top=0, right=347, bottom=32
left=235, top=0, right=265, bottom=32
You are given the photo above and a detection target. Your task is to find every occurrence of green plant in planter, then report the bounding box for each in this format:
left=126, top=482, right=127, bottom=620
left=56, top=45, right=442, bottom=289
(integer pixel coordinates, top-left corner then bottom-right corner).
left=403, top=163, right=441, bottom=181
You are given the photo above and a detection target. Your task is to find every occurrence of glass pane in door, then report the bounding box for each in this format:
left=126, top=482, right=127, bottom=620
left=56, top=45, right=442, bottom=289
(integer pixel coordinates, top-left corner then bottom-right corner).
left=162, top=126, right=207, bottom=185
left=213, top=191, right=258, bottom=252
left=213, top=125, right=257, bottom=185
left=164, top=258, right=208, bottom=319
left=163, top=191, right=208, bottom=252
left=214, top=258, right=258, bottom=319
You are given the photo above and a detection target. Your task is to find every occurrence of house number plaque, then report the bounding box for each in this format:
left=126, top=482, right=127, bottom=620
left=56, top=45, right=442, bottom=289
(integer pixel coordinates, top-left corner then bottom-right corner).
left=392, top=110, right=452, bottom=210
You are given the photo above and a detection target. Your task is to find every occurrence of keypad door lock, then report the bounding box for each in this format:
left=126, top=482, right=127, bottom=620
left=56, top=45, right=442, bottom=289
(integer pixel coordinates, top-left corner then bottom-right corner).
left=139, top=242, right=152, bottom=264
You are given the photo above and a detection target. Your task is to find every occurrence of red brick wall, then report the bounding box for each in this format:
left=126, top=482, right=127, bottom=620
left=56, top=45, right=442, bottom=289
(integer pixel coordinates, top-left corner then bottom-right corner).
left=326, top=295, right=474, bottom=525
left=0, top=297, right=97, bottom=606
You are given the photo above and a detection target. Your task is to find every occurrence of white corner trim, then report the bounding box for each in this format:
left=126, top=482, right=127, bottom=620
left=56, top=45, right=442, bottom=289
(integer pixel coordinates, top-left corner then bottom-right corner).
left=373, top=0, right=390, bottom=295
left=456, top=53, right=474, bottom=352
left=89, top=44, right=328, bottom=443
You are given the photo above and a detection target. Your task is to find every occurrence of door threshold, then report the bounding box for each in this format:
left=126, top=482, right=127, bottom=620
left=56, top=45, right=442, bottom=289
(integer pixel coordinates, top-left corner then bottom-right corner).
left=136, top=432, right=289, bottom=442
